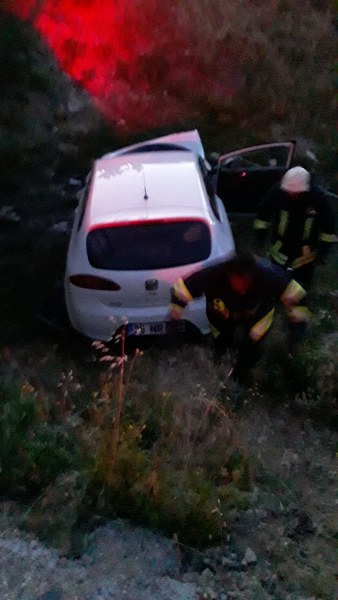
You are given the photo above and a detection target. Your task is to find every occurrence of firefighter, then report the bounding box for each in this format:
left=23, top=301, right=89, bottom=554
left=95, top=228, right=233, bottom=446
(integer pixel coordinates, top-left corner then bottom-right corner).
left=253, top=166, right=337, bottom=288
left=169, top=254, right=310, bottom=385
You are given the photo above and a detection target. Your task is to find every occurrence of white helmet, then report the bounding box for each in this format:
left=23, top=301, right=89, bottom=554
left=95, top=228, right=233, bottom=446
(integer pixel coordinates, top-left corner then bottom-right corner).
left=280, top=166, right=310, bottom=193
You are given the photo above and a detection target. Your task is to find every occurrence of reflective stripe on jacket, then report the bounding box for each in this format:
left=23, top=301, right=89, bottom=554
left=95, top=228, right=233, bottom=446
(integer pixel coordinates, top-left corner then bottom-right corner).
left=171, top=277, right=193, bottom=307
left=249, top=308, right=275, bottom=341
left=319, top=232, right=338, bottom=243
left=291, top=247, right=317, bottom=269
left=253, top=218, right=269, bottom=230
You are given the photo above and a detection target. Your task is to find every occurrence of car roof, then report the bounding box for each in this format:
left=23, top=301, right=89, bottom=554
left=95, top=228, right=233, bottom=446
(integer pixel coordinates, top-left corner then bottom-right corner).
left=87, top=150, right=211, bottom=227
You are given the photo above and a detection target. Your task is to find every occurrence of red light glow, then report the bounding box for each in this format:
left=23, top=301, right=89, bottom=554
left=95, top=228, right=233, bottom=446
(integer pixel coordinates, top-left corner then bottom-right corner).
left=4, top=0, right=245, bottom=132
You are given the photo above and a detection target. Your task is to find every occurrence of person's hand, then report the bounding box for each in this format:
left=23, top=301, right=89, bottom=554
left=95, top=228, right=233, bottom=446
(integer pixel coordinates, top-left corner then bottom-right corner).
left=169, top=307, right=183, bottom=320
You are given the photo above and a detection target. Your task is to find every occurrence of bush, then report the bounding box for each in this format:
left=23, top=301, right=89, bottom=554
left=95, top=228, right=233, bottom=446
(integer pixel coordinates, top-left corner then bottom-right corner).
left=0, top=382, right=81, bottom=496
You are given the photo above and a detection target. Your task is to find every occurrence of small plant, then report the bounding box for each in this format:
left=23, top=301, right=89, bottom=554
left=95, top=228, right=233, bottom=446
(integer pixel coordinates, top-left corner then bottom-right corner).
left=91, top=328, right=143, bottom=483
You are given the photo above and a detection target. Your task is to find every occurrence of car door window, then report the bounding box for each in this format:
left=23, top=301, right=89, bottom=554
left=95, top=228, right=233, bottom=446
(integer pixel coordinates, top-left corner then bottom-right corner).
left=218, top=142, right=295, bottom=172
left=216, top=142, right=296, bottom=214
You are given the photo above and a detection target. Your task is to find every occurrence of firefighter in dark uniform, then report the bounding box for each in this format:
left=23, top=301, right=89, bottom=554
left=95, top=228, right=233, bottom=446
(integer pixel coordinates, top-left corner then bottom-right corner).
left=170, top=254, right=310, bottom=385
left=253, top=166, right=337, bottom=288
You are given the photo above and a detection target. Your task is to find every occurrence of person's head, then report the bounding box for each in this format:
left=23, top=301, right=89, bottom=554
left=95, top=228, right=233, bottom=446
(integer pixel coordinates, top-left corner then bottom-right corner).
left=280, top=166, right=310, bottom=196
left=225, top=253, right=256, bottom=294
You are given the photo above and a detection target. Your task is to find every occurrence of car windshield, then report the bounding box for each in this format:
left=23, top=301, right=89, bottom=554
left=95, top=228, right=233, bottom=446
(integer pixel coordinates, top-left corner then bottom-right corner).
left=87, top=220, right=211, bottom=270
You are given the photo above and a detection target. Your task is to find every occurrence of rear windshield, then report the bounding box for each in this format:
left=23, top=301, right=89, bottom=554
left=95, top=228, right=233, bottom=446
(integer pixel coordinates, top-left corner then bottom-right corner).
left=87, top=220, right=211, bottom=270
left=118, top=143, right=189, bottom=155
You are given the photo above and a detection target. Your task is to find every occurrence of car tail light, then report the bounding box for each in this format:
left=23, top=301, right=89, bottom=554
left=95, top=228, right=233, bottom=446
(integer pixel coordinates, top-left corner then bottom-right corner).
left=69, top=275, right=121, bottom=290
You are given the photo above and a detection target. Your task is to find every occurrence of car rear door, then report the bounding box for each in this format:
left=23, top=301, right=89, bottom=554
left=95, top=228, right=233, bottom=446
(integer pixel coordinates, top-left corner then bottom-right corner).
left=216, top=142, right=296, bottom=214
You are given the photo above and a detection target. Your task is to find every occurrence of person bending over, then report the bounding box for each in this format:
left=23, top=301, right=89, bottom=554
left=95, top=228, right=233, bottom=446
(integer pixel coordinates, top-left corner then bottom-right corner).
left=170, top=253, right=310, bottom=385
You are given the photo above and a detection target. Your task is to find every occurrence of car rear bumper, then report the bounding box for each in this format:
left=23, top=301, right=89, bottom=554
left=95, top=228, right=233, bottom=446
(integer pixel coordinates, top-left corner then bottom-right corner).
left=65, top=289, right=210, bottom=341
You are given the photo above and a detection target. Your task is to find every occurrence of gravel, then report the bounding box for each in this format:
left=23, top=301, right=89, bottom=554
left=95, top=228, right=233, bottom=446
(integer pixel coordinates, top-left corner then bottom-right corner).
left=0, top=520, right=199, bottom=600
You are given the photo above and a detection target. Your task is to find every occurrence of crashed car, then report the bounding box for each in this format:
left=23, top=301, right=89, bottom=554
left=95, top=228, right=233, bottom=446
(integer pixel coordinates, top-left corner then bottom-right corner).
left=64, top=130, right=236, bottom=341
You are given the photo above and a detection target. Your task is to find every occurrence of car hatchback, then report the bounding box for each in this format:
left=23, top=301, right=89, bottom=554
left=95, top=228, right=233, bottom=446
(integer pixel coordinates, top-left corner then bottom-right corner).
left=64, top=130, right=235, bottom=341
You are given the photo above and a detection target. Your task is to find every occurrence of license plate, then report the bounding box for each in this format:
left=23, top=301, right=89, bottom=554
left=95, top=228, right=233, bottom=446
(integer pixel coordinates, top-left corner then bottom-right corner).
left=127, top=322, right=167, bottom=336
left=127, top=321, right=185, bottom=336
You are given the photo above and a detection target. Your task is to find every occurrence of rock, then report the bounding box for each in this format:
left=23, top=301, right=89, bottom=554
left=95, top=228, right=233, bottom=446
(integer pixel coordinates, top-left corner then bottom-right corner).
left=205, top=588, right=217, bottom=599
left=242, top=547, right=257, bottom=566
left=200, top=568, right=214, bottom=579
left=36, top=590, right=63, bottom=600
left=221, top=556, right=241, bottom=570
left=286, top=511, right=316, bottom=539
left=50, top=221, right=70, bottom=233
left=67, top=177, right=82, bottom=188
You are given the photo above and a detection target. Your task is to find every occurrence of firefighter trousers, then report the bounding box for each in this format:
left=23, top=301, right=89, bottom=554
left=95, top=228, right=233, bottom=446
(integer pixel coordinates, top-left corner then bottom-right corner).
left=211, top=317, right=266, bottom=384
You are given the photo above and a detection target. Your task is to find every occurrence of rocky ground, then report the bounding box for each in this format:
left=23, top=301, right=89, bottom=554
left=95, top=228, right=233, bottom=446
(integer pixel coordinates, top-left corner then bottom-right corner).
left=0, top=517, right=323, bottom=600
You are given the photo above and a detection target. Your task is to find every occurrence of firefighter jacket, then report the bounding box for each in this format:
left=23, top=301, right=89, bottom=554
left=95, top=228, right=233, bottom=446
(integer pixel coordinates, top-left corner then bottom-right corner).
left=170, top=261, right=309, bottom=342
left=253, top=183, right=337, bottom=270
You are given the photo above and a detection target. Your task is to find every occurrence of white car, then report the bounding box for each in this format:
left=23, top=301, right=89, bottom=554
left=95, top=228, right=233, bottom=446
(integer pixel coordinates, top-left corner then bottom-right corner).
left=64, top=130, right=236, bottom=341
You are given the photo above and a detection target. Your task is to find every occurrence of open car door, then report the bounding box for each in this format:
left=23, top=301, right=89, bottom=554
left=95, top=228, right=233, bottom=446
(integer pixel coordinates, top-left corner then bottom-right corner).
left=216, top=141, right=296, bottom=214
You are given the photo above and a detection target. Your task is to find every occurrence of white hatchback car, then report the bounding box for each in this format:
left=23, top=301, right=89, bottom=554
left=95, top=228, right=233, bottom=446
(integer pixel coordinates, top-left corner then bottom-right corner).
left=64, top=130, right=235, bottom=341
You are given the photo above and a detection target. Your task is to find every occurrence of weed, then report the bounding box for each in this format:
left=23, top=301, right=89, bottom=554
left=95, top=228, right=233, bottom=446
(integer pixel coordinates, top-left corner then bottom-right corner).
left=0, top=381, right=81, bottom=497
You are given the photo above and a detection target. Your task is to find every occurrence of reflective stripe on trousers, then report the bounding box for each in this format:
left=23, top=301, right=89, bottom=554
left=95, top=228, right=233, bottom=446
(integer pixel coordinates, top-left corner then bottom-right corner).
left=278, top=210, right=288, bottom=237
left=286, top=305, right=311, bottom=323
left=303, top=217, right=314, bottom=240
left=280, top=279, right=306, bottom=304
